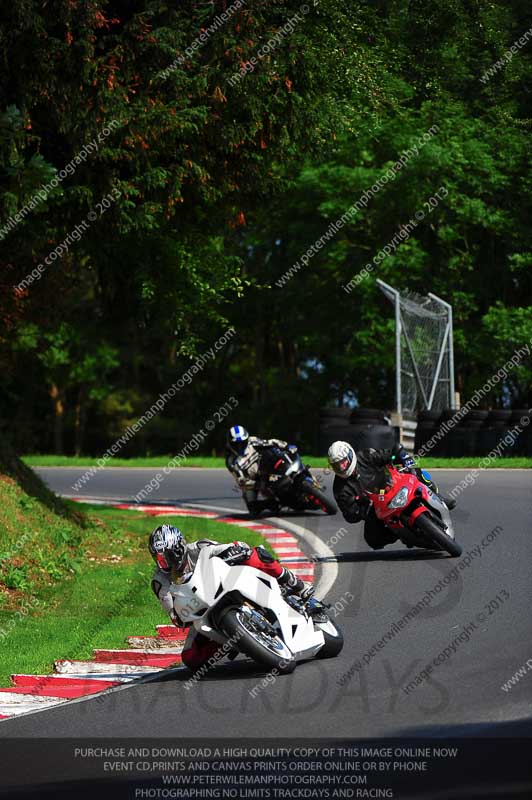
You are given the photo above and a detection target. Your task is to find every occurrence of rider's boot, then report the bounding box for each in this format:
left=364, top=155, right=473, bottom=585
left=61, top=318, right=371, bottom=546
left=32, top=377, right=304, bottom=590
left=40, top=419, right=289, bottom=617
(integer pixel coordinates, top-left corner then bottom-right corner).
left=416, top=468, right=456, bottom=510
left=279, top=567, right=314, bottom=601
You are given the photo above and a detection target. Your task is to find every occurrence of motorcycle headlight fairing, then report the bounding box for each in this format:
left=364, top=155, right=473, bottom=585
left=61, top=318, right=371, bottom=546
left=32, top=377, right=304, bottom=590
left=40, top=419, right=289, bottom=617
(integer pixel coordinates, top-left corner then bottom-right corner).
left=388, top=486, right=410, bottom=509
left=285, top=459, right=300, bottom=475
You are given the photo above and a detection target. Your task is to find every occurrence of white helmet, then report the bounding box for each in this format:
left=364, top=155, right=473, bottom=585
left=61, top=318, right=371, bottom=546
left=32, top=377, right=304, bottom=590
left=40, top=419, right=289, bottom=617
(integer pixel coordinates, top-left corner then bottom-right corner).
left=328, top=441, right=357, bottom=478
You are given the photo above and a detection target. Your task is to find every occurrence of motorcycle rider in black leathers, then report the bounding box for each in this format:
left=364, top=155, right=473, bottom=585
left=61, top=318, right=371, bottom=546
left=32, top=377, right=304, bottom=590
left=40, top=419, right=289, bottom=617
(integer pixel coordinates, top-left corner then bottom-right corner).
left=225, top=425, right=298, bottom=517
left=328, top=440, right=456, bottom=550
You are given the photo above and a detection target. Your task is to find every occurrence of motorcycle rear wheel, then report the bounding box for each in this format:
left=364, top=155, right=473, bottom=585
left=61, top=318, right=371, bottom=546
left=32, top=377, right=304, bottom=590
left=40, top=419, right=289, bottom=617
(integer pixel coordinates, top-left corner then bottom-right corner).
left=220, top=607, right=296, bottom=673
left=414, top=513, right=462, bottom=558
left=301, top=484, right=338, bottom=515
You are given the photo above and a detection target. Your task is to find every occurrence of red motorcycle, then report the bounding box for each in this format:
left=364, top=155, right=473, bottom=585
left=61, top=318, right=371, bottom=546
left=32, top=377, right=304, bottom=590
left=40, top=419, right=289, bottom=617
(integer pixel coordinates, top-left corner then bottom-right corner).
left=366, top=466, right=462, bottom=557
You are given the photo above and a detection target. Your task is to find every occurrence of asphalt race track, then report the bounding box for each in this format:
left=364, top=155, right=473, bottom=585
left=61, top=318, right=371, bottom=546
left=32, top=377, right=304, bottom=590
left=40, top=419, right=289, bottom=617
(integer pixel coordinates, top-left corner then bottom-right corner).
left=1, top=467, right=531, bottom=739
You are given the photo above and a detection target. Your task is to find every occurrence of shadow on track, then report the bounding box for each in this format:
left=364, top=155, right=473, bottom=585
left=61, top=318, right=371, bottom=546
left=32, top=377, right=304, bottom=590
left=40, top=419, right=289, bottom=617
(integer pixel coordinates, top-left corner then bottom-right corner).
left=392, top=715, right=532, bottom=738
left=141, top=657, right=316, bottom=685
left=316, top=549, right=450, bottom=563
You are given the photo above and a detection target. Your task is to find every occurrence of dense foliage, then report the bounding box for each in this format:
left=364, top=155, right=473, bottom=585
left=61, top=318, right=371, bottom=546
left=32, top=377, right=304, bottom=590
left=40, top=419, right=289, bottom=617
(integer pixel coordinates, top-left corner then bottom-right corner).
left=1, top=0, right=531, bottom=454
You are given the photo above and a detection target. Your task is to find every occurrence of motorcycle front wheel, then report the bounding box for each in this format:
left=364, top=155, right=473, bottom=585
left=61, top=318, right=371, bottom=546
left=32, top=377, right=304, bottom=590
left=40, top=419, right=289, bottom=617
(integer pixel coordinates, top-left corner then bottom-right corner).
left=414, top=512, right=462, bottom=558
left=314, top=618, right=344, bottom=659
left=220, top=607, right=296, bottom=673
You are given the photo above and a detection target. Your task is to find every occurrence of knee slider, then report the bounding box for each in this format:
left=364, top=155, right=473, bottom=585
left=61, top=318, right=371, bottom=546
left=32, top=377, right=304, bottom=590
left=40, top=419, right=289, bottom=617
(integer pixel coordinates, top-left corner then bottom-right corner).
left=255, top=545, right=275, bottom=564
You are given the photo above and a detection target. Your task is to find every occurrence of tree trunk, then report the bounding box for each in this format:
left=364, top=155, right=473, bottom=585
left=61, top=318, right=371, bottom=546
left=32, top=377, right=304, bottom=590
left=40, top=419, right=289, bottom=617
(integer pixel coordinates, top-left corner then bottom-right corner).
left=74, top=386, right=87, bottom=457
left=49, top=383, right=64, bottom=454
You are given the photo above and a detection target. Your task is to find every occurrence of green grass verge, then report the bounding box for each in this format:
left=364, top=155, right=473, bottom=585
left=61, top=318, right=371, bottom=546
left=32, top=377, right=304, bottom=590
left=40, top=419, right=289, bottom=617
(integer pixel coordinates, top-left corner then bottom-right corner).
left=305, top=457, right=532, bottom=469
left=23, top=455, right=227, bottom=468
left=417, top=457, right=532, bottom=469
left=24, top=454, right=532, bottom=469
left=0, top=503, right=273, bottom=687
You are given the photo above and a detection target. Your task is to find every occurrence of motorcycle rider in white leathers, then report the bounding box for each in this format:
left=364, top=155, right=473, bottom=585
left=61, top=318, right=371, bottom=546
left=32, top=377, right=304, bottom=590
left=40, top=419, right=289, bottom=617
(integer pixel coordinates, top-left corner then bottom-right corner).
left=225, top=425, right=298, bottom=517
left=149, top=524, right=313, bottom=669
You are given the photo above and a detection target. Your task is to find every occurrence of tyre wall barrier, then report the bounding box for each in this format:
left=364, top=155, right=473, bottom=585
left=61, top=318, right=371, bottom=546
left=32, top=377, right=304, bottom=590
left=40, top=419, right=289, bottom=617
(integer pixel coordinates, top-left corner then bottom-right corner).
left=318, top=422, right=397, bottom=455
left=414, top=407, right=531, bottom=457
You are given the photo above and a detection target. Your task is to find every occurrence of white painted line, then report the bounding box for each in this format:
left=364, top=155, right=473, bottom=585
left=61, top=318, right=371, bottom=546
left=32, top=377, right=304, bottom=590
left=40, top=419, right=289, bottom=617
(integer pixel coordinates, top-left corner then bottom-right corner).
left=0, top=693, right=69, bottom=718
left=127, top=636, right=185, bottom=650
left=54, top=660, right=162, bottom=676
left=246, top=527, right=290, bottom=533
left=13, top=673, right=122, bottom=684
left=259, top=529, right=295, bottom=534
left=94, top=647, right=182, bottom=656
left=0, top=693, right=67, bottom=706
left=0, top=704, right=61, bottom=718
left=56, top=673, right=147, bottom=683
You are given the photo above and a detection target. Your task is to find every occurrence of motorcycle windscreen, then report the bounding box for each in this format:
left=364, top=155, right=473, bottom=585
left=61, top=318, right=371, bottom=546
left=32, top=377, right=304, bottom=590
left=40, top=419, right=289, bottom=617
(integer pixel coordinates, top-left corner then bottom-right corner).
left=361, top=465, right=394, bottom=494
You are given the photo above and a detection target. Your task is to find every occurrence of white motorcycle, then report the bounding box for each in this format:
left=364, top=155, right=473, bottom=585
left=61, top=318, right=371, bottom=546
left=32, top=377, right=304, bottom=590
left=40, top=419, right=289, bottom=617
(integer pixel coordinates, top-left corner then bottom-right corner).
left=170, top=548, right=343, bottom=673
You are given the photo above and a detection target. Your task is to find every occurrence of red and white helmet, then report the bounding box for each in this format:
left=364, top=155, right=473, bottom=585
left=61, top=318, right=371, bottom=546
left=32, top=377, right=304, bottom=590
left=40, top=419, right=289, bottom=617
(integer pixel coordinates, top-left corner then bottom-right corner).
left=328, top=441, right=357, bottom=478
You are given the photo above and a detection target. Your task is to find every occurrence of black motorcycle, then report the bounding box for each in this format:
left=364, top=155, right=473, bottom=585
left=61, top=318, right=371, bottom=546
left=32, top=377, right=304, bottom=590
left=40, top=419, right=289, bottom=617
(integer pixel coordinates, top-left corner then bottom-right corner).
left=256, top=446, right=337, bottom=515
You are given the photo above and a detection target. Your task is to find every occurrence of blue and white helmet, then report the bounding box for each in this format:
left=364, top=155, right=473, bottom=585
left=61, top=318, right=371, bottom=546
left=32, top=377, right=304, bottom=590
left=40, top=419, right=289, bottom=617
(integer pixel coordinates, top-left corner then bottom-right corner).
left=227, top=425, right=250, bottom=455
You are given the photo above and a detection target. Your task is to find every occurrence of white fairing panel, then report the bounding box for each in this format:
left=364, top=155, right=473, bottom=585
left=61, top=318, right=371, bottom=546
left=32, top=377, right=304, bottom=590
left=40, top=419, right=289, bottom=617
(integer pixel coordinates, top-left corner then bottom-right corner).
left=169, top=549, right=324, bottom=661
left=425, top=490, right=456, bottom=539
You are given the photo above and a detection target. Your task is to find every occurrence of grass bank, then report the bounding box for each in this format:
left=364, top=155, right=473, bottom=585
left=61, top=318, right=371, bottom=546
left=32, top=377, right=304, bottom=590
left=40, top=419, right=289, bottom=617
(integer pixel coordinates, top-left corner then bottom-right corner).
left=0, top=495, right=273, bottom=687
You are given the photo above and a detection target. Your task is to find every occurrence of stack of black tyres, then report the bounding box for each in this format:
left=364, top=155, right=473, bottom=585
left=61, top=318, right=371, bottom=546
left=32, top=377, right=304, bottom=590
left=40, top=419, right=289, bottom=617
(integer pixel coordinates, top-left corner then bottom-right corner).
left=348, top=408, right=397, bottom=451
left=318, top=408, right=397, bottom=455
left=482, top=409, right=532, bottom=456
left=415, top=407, right=530, bottom=458
left=318, top=408, right=355, bottom=455
left=452, top=409, right=488, bottom=457
left=476, top=409, right=506, bottom=457
left=321, top=405, right=531, bottom=459
left=510, top=409, right=532, bottom=456
left=415, top=409, right=444, bottom=456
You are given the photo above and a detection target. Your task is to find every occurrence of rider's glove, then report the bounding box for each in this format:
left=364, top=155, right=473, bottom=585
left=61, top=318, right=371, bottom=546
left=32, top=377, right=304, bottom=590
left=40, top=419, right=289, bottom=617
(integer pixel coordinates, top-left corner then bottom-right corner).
left=287, top=444, right=298, bottom=454
left=221, top=542, right=252, bottom=565
left=391, top=443, right=415, bottom=470
left=356, top=495, right=371, bottom=520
